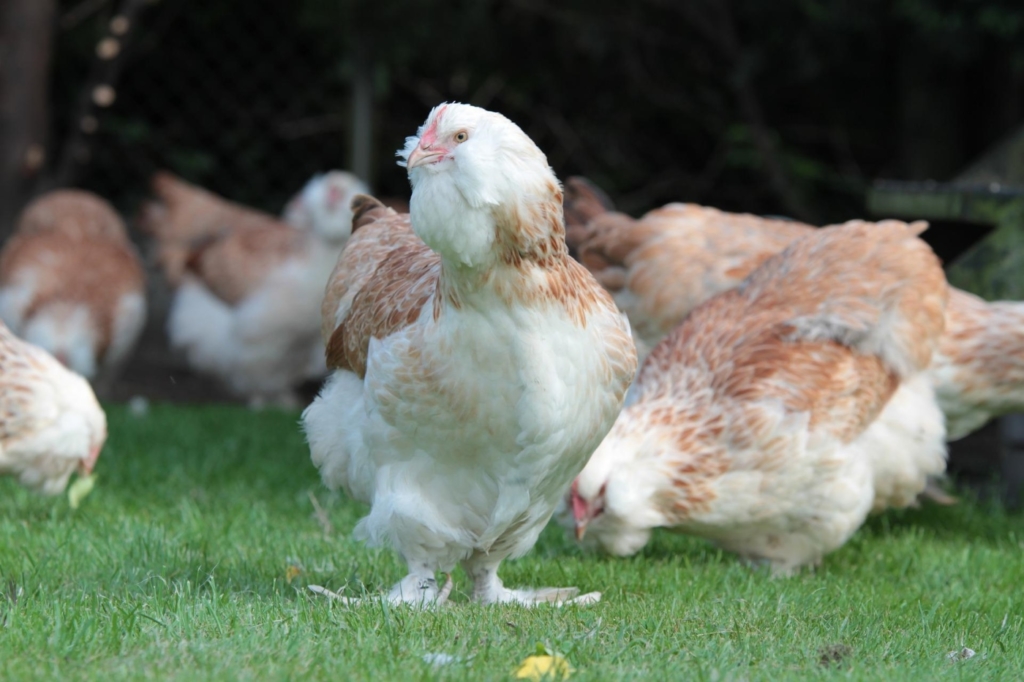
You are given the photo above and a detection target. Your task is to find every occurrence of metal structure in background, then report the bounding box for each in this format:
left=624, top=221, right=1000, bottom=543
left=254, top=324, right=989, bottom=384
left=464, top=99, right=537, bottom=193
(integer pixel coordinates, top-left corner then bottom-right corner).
left=868, top=125, right=1024, bottom=505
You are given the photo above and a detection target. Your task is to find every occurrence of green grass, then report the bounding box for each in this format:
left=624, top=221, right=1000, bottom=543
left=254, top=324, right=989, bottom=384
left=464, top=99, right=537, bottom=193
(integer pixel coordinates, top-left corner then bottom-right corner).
left=1, top=404, right=1023, bottom=680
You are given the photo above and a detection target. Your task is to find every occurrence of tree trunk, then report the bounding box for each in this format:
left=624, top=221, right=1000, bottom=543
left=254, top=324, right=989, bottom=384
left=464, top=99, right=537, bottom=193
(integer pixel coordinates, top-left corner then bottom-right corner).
left=0, top=0, right=55, bottom=235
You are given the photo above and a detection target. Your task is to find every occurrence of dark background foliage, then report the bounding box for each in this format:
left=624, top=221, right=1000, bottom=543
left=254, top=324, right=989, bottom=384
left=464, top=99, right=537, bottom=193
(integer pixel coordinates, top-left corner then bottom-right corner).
left=11, top=0, right=1024, bottom=228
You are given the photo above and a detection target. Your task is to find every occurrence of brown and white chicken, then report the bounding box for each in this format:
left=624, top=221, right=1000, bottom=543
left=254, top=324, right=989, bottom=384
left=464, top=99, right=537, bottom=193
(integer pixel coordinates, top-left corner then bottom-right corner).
left=139, top=172, right=288, bottom=287
left=565, top=177, right=1024, bottom=441
left=142, top=172, right=367, bottom=406
left=0, top=320, right=107, bottom=494
left=282, top=170, right=372, bottom=239
left=931, top=288, right=1024, bottom=440
left=302, top=103, right=636, bottom=606
left=562, top=220, right=948, bottom=573
left=564, top=177, right=816, bottom=358
left=0, top=190, right=146, bottom=391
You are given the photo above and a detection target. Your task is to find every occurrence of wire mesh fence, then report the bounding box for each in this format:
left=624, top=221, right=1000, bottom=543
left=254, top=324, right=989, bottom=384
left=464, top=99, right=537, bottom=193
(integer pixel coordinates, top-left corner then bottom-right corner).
left=35, top=0, right=380, bottom=403
left=55, top=0, right=365, bottom=217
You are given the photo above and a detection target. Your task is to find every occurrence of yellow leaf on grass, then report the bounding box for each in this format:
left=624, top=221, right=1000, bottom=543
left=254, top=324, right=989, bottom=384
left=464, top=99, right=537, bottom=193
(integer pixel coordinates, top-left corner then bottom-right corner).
left=285, top=565, right=303, bottom=583
left=514, top=654, right=573, bottom=681
left=68, top=474, right=97, bottom=510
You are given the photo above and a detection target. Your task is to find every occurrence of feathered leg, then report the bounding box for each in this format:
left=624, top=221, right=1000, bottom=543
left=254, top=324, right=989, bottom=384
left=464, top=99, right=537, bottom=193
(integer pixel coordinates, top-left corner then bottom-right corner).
left=308, top=560, right=452, bottom=607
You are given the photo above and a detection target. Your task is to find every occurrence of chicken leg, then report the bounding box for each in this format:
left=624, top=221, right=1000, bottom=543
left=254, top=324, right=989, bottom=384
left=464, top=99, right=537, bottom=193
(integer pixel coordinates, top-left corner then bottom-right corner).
left=462, top=554, right=600, bottom=606
left=308, top=565, right=453, bottom=607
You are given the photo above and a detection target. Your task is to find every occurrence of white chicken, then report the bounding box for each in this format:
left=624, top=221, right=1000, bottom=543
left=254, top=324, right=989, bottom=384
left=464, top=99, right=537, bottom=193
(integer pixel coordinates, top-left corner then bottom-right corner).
left=144, top=172, right=367, bottom=407
left=0, top=320, right=107, bottom=495
left=0, top=190, right=147, bottom=393
left=302, top=103, right=636, bottom=606
left=282, top=170, right=370, bottom=241
left=562, top=220, right=948, bottom=574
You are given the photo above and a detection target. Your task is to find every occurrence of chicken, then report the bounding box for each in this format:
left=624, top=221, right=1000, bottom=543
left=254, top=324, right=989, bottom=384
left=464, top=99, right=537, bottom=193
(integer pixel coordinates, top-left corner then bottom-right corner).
left=0, top=190, right=147, bottom=392
left=302, top=103, right=636, bottom=606
left=931, top=288, right=1024, bottom=440
left=561, top=220, right=948, bottom=574
left=145, top=172, right=368, bottom=407
left=564, top=177, right=815, bottom=358
left=283, top=171, right=409, bottom=225
left=138, top=172, right=286, bottom=287
left=565, top=177, right=1024, bottom=442
left=282, top=170, right=370, bottom=240
left=0, top=320, right=107, bottom=494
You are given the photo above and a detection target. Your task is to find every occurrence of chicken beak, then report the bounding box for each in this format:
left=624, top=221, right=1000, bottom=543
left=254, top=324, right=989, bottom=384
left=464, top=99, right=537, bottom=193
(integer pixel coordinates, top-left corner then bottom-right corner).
left=406, top=143, right=445, bottom=169
left=575, top=519, right=588, bottom=542
left=570, top=481, right=590, bottom=542
left=79, top=443, right=102, bottom=475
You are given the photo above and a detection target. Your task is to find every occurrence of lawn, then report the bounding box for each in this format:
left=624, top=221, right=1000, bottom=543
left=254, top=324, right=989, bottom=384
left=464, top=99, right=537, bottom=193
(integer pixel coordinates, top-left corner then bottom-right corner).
left=1, top=403, right=1022, bottom=681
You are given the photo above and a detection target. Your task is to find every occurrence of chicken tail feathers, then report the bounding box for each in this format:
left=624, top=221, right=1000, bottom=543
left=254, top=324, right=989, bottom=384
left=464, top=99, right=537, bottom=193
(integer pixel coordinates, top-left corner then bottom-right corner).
left=564, top=176, right=615, bottom=227
left=564, top=176, right=617, bottom=256
left=150, top=171, right=194, bottom=206
left=350, top=194, right=392, bottom=234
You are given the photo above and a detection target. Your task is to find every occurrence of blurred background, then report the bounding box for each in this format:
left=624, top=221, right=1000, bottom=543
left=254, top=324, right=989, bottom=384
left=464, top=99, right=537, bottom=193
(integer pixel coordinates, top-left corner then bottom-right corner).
left=2, top=0, right=1024, bottom=496
left=4, top=0, right=1022, bottom=224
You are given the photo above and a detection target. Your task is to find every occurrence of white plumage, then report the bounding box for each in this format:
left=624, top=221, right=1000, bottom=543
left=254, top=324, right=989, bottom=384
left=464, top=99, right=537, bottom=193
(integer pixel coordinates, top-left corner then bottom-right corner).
left=282, top=170, right=370, bottom=242
left=0, top=320, right=107, bottom=495
left=144, top=172, right=367, bottom=406
left=303, top=103, right=636, bottom=605
left=561, top=220, right=948, bottom=574
left=166, top=243, right=339, bottom=407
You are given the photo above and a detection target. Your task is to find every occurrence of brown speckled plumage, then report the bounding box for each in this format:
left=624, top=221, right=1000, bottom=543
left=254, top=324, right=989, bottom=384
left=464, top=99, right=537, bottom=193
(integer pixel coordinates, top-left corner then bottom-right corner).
left=184, top=223, right=308, bottom=305
left=322, top=194, right=622, bottom=378
left=931, top=288, right=1024, bottom=439
left=569, top=220, right=948, bottom=570
left=322, top=197, right=440, bottom=377
left=565, top=176, right=1024, bottom=440
left=0, top=190, right=146, bottom=381
left=565, top=182, right=815, bottom=352
left=0, top=323, right=59, bottom=442
left=0, top=233, right=143, bottom=358
left=0, top=320, right=106, bottom=495
left=139, top=172, right=289, bottom=287
left=16, top=189, right=131, bottom=242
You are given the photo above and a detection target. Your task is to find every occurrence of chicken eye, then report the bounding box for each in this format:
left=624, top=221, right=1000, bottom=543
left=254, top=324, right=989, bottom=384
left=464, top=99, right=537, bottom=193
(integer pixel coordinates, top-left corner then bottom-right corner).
left=454, top=131, right=468, bottom=143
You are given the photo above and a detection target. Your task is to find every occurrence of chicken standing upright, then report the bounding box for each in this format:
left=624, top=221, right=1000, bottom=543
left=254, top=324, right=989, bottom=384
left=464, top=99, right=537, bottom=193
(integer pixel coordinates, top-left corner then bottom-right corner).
left=0, top=190, right=147, bottom=392
left=143, top=172, right=367, bottom=406
left=564, top=220, right=948, bottom=573
left=302, top=103, right=636, bottom=606
left=0, top=320, right=107, bottom=494
left=565, top=177, right=1024, bottom=441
